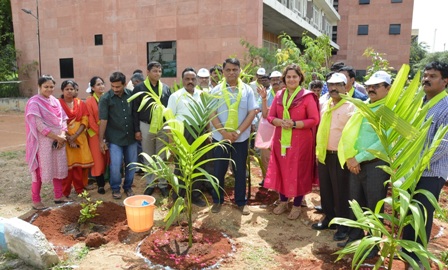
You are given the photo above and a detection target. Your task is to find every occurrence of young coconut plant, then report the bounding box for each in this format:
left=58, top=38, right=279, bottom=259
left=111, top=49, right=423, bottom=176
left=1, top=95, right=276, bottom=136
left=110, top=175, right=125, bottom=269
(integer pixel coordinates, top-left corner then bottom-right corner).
left=330, top=64, right=448, bottom=270
left=129, top=88, right=227, bottom=247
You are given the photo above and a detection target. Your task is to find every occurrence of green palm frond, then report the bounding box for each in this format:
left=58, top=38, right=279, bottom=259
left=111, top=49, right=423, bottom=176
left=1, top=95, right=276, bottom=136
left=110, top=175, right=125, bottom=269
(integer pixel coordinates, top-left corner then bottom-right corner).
left=332, top=64, right=448, bottom=270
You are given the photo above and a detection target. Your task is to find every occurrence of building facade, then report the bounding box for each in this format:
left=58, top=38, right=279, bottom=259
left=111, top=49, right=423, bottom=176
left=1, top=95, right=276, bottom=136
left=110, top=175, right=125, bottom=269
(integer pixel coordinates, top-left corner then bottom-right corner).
left=11, top=0, right=339, bottom=97
left=332, top=0, right=414, bottom=79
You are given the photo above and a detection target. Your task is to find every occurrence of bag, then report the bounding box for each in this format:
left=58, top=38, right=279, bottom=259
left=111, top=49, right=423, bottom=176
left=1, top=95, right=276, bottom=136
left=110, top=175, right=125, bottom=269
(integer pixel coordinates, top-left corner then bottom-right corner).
left=255, top=117, right=275, bottom=149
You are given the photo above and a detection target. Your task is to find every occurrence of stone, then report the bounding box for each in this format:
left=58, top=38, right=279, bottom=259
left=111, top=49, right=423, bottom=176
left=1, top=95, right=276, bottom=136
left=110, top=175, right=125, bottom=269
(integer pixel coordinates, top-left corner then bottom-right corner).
left=3, top=217, right=60, bottom=268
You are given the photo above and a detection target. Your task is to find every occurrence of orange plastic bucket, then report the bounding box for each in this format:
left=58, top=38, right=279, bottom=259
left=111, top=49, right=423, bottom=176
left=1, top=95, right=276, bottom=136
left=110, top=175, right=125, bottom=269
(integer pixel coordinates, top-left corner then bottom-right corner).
left=123, top=195, right=156, bottom=233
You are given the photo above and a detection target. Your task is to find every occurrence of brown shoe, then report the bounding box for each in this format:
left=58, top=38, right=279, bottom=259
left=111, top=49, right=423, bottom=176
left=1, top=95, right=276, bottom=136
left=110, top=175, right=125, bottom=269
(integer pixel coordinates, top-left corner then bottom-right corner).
left=32, top=202, right=47, bottom=210
left=287, top=206, right=301, bottom=220
left=273, top=201, right=288, bottom=215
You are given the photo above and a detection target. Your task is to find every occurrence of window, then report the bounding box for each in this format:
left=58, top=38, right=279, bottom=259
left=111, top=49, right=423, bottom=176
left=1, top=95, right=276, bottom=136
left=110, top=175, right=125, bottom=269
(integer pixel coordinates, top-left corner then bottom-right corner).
left=359, top=0, right=370, bottom=4
left=389, top=24, right=401, bottom=35
left=391, top=0, right=402, bottom=3
left=357, top=25, right=369, bottom=35
left=59, top=58, right=74, bottom=78
left=94, top=34, right=103, bottom=46
left=147, top=41, right=177, bottom=77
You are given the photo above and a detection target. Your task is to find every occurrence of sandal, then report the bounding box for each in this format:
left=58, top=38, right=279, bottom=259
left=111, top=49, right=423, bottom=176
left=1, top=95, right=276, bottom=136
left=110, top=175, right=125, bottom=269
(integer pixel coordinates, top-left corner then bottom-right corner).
left=273, top=201, right=288, bottom=215
left=54, top=197, right=73, bottom=204
left=32, top=202, right=47, bottom=210
left=287, top=206, right=301, bottom=220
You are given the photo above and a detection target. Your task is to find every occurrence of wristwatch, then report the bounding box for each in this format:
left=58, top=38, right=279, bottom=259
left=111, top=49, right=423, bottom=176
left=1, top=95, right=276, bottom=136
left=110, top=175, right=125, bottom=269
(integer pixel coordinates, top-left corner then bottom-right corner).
left=292, top=121, right=296, bottom=128
left=236, top=129, right=241, bottom=135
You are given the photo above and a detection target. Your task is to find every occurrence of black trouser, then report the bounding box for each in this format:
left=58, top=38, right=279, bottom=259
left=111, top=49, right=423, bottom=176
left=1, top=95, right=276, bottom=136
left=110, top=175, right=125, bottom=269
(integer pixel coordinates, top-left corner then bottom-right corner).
left=347, top=159, right=389, bottom=241
left=318, top=151, right=350, bottom=233
left=402, top=176, right=446, bottom=261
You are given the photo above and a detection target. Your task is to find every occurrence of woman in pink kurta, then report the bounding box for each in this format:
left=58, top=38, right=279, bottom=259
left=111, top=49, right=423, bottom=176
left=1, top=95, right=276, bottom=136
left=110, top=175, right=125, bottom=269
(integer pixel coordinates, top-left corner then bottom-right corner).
left=25, top=75, right=70, bottom=210
left=264, top=64, right=320, bottom=220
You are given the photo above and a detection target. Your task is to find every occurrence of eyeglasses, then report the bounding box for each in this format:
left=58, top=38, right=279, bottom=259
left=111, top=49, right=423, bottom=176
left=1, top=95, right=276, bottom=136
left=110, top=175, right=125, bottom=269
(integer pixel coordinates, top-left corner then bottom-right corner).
left=365, top=83, right=385, bottom=90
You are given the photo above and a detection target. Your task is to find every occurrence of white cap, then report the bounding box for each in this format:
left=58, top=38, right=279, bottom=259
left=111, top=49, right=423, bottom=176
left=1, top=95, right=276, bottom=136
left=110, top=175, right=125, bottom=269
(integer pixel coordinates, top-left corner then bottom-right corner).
left=86, top=82, right=92, bottom=93
left=365, top=71, right=391, bottom=85
left=256, top=68, right=266, bottom=76
left=197, top=68, right=210, bottom=77
left=270, top=71, right=282, bottom=78
left=327, top=73, right=347, bottom=84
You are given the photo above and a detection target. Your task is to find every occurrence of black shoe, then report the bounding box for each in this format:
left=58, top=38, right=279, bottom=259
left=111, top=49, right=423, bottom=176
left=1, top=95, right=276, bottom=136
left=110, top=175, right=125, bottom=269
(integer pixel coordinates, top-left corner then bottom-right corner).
left=97, top=187, right=105, bottom=194
left=144, top=187, right=154, bottom=195
left=160, top=188, right=169, bottom=198
left=366, top=247, right=379, bottom=259
left=192, top=197, right=206, bottom=207
left=314, top=205, right=324, bottom=213
left=333, top=231, right=348, bottom=241
left=337, top=238, right=354, bottom=248
left=311, top=222, right=337, bottom=230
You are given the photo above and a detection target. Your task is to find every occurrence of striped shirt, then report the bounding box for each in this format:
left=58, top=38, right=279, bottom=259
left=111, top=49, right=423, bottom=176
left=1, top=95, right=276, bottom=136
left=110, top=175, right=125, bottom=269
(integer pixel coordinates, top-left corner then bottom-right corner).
left=422, top=95, right=448, bottom=180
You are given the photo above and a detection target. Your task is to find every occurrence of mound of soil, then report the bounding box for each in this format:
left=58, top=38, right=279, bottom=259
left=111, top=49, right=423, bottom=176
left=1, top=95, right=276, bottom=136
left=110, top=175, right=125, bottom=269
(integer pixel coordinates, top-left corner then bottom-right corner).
left=25, top=202, right=143, bottom=253
left=138, top=225, right=234, bottom=269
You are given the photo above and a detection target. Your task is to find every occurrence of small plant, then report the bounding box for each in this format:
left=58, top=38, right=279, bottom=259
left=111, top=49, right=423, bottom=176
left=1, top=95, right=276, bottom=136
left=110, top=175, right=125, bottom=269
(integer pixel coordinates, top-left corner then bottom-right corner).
left=78, top=190, right=103, bottom=224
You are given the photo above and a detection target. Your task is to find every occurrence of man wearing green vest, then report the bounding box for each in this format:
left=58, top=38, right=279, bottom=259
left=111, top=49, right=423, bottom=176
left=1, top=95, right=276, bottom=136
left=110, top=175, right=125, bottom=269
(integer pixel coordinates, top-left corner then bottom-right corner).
left=311, top=73, right=356, bottom=243
left=337, top=71, right=392, bottom=258
left=132, top=61, right=171, bottom=197
left=210, top=58, right=258, bottom=215
left=402, top=61, right=448, bottom=269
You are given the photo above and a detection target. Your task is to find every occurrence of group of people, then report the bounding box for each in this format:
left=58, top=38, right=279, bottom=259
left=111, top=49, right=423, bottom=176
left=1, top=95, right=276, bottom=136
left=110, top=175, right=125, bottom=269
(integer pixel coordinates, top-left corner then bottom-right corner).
left=251, top=60, right=448, bottom=265
left=25, top=58, right=448, bottom=266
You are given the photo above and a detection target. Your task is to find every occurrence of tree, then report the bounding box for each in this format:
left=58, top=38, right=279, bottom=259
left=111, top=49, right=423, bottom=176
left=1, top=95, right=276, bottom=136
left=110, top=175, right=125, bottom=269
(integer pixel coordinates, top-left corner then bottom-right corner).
left=239, top=33, right=333, bottom=84
left=363, top=48, right=394, bottom=81
left=409, top=39, right=429, bottom=77
left=413, top=51, right=448, bottom=77
left=0, top=0, right=17, bottom=81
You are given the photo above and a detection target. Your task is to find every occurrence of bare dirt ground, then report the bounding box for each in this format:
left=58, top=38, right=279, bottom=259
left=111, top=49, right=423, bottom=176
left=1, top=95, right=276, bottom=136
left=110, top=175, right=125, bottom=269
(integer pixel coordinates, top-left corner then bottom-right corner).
left=0, top=111, right=447, bottom=270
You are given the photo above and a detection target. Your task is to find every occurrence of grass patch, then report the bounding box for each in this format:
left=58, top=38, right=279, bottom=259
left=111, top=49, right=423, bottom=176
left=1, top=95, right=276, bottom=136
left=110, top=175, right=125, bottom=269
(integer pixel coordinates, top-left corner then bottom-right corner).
left=51, top=246, right=89, bottom=270
left=239, top=244, right=275, bottom=268
left=0, top=151, right=20, bottom=160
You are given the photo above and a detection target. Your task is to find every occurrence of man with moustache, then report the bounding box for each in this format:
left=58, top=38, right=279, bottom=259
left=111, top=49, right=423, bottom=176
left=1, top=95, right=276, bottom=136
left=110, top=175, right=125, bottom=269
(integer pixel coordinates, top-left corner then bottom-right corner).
left=132, top=61, right=171, bottom=197
left=402, top=61, right=448, bottom=269
left=167, top=67, right=207, bottom=207
left=337, top=71, right=392, bottom=258
left=311, top=73, right=356, bottom=243
left=256, top=71, right=282, bottom=187
left=210, top=58, right=258, bottom=215
left=99, top=72, right=138, bottom=199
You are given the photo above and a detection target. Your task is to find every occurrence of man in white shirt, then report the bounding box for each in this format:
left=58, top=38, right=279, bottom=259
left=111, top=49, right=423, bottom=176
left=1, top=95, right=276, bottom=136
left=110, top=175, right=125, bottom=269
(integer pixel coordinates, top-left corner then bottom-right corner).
left=197, top=68, right=211, bottom=91
left=167, top=67, right=207, bottom=207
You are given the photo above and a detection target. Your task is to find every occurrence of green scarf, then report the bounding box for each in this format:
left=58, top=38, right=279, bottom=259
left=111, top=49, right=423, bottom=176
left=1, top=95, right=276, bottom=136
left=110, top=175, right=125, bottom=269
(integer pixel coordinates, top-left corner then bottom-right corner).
left=87, top=93, right=101, bottom=137
left=221, top=78, right=243, bottom=131
left=316, top=98, right=348, bottom=163
left=280, top=87, right=302, bottom=156
left=144, top=78, right=164, bottom=134
left=423, top=90, right=447, bottom=110
left=316, top=88, right=355, bottom=163
left=338, top=98, right=386, bottom=167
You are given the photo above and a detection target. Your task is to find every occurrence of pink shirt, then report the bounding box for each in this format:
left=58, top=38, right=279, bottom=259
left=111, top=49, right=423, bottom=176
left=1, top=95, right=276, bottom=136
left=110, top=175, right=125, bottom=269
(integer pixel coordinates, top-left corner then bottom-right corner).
left=319, top=96, right=356, bottom=151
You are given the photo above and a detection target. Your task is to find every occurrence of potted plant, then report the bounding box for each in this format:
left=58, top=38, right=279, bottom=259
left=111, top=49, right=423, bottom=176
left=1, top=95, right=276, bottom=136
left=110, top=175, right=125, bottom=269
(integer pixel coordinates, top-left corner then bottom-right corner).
left=331, top=64, right=447, bottom=269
